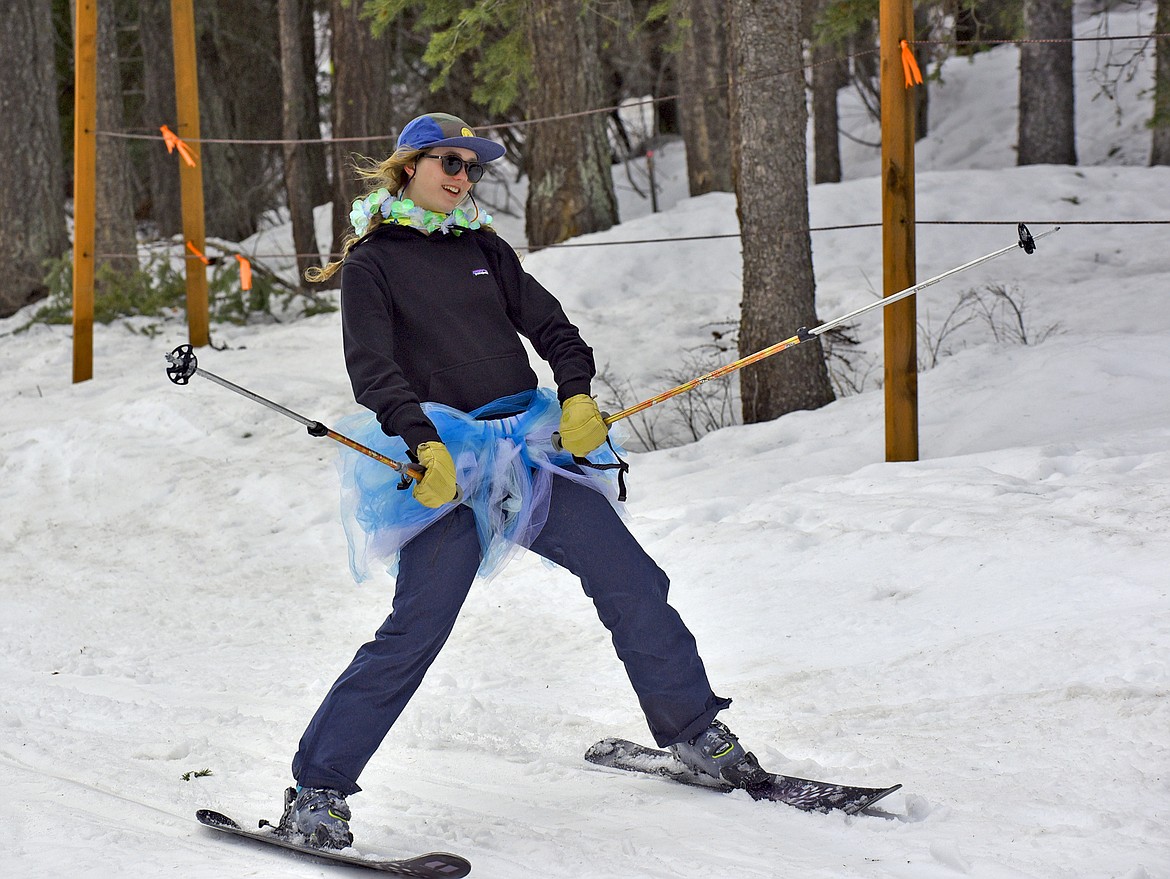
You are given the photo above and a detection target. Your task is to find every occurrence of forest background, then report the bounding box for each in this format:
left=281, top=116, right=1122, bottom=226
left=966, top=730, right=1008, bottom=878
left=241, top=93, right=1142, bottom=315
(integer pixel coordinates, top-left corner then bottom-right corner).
left=3, top=0, right=1169, bottom=429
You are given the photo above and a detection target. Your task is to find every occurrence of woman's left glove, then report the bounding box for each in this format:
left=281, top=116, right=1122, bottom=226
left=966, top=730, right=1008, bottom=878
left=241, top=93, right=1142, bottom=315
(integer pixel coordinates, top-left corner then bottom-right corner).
left=558, top=394, right=608, bottom=456
left=412, top=441, right=458, bottom=508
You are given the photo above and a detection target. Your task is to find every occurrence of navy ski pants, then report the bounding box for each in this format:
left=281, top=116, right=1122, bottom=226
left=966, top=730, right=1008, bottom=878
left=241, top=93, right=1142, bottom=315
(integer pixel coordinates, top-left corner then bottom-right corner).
left=292, top=473, right=728, bottom=795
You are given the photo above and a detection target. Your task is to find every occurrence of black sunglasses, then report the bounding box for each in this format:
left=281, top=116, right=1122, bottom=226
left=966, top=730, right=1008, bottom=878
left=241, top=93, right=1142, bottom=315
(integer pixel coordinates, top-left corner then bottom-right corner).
left=420, top=153, right=486, bottom=183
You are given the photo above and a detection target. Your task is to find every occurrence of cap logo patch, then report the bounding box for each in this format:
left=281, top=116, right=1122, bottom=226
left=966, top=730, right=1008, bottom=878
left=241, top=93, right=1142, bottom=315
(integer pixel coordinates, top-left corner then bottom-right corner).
left=461, top=127, right=473, bottom=137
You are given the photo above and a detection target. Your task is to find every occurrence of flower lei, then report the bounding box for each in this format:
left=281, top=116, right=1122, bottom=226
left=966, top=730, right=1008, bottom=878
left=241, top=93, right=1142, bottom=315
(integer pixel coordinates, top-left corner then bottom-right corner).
left=349, top=188, right=492, bottom=238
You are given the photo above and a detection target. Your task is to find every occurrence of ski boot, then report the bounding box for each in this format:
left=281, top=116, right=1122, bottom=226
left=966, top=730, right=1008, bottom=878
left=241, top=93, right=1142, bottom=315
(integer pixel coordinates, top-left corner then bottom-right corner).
left=671, top=720, right=772, bottom=792
left=274, top=785, right=353, bottom=849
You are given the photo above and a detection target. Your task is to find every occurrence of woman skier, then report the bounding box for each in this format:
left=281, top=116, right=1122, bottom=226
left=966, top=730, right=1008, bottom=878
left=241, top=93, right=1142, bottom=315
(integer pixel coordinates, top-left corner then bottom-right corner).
left=278, top=112, right=766, bottom=848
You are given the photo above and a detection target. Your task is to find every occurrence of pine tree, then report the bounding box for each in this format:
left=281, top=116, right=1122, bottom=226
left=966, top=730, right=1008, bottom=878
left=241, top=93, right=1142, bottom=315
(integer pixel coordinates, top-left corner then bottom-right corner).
left=279, top=0, right=322, bottom=285
left=1152, top=0, right=1170, bottom=165
left=1018, top=0, right=1077, bottom=165
left=94, top=0, right=138, bottom=279
left=729, top=0, right=834, bottom=422
left=524, top=0, right=618, bottom=247
left=675, top=0, right=734, bottom=195
left=0, top=0, right=67, bottom=316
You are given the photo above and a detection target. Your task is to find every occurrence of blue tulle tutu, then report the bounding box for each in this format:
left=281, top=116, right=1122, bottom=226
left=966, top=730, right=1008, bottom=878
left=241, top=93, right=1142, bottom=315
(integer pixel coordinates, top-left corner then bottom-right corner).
left=335, top=388, right=626, bottom=582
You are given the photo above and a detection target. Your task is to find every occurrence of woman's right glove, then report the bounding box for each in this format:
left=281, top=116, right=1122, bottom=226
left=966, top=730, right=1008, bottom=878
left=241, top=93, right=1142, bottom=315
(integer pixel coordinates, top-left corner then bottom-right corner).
left=412, top=441, right=458, bottom=508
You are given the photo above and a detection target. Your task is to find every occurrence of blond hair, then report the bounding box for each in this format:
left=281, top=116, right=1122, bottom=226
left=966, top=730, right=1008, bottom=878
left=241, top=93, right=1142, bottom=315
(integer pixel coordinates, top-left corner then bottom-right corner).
left=306, top=147, right=495, bottom=283
left=304, top=147, right=424, bottom=284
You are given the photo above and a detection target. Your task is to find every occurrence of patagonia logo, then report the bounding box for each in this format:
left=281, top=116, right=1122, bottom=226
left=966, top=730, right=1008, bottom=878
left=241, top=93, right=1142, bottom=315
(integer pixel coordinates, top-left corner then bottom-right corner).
left=472, top=268, right=490, bottom=277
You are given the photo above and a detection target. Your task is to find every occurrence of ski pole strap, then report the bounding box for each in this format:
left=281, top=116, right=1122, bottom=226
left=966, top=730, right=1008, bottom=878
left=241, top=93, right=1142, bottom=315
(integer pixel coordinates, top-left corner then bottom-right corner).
left=571, top=437, right=630, bottom=502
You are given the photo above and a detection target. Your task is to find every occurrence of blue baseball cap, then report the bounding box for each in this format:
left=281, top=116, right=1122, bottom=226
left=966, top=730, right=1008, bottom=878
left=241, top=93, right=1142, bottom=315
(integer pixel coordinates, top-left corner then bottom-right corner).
left=395, top=112, right=506, bottom=162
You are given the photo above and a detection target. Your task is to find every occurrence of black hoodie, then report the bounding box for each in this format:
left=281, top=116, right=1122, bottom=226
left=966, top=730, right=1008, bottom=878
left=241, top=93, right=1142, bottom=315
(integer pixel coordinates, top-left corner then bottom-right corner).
left=340, top=223, right=595, bottom=451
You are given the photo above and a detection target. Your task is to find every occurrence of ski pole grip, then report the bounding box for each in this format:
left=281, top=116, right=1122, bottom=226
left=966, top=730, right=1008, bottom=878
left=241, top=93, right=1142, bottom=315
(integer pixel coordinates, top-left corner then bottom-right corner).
left=551, top=411, right=612, bottom=454
left=400, top=464, right=463, bottom=504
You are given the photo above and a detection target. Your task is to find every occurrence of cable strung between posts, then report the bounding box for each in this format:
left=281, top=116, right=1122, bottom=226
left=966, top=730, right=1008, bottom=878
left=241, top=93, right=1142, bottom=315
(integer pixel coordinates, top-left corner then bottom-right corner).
left=93, top=30, right=1169, bottom=149
left=599, top=224, right=1059, bottom=427
left=514, top=219, right=1169, bottom=250
left=911, top=33, right=1170, bottom=49
left=91, top=218, right=1170, bottom=263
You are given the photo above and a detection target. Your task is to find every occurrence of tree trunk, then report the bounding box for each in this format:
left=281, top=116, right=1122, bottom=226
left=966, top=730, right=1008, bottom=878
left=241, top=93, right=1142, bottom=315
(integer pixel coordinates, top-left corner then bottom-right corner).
left=729, top=0, right=834, bottom=423
left=642, top=9, right=680, bottom=137
left=811, top=37, right=844, bottom=184
left=139, top=0, right=182, bottom=237
left=195, top=0, right=283, bottom=242
left=676, top=0, right=734, bottom=195
left=328, top=0, right=399, bottom=267
left=1018, top=0, right=1077, bottom=165
left=299, top=4, right=330, bottom=209
left=1152, top=0, right=1170, bottom=165
left=0, top=0, right=67, bottom=317
left=278, top=0, right=320, bottom=284
left=95, top=0, right=138, bottom=277
left=524, top=0, right=618, bottom=249
left=914, top=2, right=931, bottom=142
left=808, top=0, right=845, bottom=184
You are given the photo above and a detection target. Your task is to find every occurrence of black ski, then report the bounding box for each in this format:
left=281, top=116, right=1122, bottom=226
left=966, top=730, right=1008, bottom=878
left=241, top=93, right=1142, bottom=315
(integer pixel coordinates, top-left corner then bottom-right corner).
left=585, top=737, right=900, bottom=815
left=195, top=809, right=471, bottom=877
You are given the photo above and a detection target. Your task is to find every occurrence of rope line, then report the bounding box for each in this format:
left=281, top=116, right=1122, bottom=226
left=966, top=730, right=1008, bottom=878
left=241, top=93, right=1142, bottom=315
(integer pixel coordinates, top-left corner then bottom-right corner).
left=912, top=32, right=1168, bottom=48
left=96, top=130, right=397, bottom=146
left=93, top=30, right=1168, bottom=149
left=91, top=218, right=1170, bottom=262
left=514, top=219, right=1170, bottom=250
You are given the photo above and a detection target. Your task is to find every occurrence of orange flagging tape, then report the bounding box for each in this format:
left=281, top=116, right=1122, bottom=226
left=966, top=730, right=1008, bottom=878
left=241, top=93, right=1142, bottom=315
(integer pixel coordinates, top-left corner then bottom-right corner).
left=185, top=241, right=210, bottom=265
left=235, top=255, right=253, bottom=291
left=160, top=125, right=197, bottom=167
left=900, top=40, right=923, bottom=87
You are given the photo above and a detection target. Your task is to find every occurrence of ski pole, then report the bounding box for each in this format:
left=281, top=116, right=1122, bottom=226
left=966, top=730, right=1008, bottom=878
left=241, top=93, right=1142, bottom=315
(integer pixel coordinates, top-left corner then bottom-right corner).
left=603, top=223, right=1058, bottom=427
left=164, top=344, right=426, bottom=485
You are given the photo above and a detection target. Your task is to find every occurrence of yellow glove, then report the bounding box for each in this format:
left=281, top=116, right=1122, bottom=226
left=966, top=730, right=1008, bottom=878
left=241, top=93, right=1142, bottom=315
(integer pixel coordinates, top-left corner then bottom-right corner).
left=412, top=441, right=458, bottom=508
left=558, top=394, right=608, bottom=456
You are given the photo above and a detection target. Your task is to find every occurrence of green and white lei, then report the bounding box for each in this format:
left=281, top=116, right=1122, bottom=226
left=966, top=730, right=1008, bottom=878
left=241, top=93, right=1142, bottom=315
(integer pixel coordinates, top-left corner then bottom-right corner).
left=349, top=188, right=491, bottom=238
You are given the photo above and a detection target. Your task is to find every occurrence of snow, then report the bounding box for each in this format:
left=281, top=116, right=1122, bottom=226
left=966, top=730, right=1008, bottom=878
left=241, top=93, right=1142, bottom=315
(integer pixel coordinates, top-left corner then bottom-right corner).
left=2, top=4, right=1168, bottom=877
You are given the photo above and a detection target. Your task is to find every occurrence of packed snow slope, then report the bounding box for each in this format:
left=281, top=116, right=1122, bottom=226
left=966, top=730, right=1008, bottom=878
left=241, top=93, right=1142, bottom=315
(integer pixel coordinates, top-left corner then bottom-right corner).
left=2, top=6, right=1167, bottom=878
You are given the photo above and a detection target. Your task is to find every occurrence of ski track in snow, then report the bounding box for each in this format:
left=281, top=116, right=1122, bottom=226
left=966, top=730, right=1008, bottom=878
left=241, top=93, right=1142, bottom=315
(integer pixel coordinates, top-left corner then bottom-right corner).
left=3, top=5, right=1168, bottom=877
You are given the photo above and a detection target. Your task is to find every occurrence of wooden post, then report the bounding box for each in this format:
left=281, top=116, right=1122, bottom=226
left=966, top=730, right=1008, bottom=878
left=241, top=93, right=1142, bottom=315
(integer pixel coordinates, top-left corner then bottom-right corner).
left=879, top=0, right=918, bottom=461
left=170, top=0, right=209, bottom=347
left=72, top=0, right=98, bottom=383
